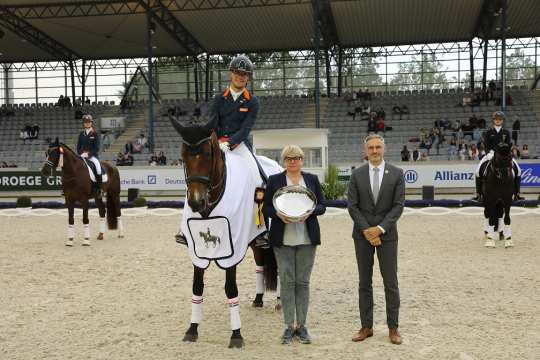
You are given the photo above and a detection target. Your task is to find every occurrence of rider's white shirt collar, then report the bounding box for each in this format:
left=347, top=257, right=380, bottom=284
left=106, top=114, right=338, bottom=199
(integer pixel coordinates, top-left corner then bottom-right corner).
left=494, top=125, right=502, bottom=133
left=229, top=87, right=243, bottom=101
left=84, top=128, right=92, bottom=135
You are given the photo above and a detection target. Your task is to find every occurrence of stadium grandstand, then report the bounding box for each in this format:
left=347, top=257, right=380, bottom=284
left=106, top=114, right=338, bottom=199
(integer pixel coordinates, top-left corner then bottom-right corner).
left=0, top=0, right=539, bottom=181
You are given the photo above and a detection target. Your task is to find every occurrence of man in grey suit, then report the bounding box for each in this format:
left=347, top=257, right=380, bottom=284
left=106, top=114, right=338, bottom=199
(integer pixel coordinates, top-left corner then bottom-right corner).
left=347, top=134, right=405, bottom=345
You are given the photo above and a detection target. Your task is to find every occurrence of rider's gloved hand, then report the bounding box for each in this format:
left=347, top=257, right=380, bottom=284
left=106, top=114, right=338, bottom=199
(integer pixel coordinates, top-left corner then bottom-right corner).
left=219, top=141, right=231, bottom=152
left=486, top=150, right=495, bottom=160
left=80, top=152, right=89, bottom=158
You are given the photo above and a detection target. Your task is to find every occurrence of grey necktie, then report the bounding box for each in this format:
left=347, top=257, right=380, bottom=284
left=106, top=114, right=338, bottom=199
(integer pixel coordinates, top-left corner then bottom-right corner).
left=372, top=167, right=380, bottom=202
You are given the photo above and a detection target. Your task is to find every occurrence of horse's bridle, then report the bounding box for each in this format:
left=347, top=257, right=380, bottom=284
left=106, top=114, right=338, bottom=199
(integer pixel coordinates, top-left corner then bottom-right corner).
left=181, top=135, right=226, bottom=208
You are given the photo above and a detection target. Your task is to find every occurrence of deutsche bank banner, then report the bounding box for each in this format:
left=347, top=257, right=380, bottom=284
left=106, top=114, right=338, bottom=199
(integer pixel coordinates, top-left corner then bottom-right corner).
left=0, top=167, right=186, bottom=191
left=118, top=168, right=186, bottom=190
left=339, top=162, right=540, bottom=188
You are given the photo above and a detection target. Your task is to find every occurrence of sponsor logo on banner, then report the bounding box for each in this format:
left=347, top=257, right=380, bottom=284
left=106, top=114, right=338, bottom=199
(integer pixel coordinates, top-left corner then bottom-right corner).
left=434, top=171, right=474, bottom=181
left=404, top=170, right=418, bottom=183
left=519, top=163, right=540, bottom=187
left=0, top=172, right=62, bottom=191
left=147, top=175, right=157, bottom=184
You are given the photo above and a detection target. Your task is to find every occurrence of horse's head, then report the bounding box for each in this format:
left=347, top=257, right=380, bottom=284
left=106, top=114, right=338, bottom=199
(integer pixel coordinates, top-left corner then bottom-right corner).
left=41, top=138, right=63, bottom=177
left=169, top=105, right=221, bottom=214
left=493, top=142, right=512, bottom=167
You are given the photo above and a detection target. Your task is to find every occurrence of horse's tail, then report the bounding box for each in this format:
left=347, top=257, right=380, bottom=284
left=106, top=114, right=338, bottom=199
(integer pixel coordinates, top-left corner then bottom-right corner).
left=106, top=166, right=121, bottom=230
left=263, top=247, right=278, bottom=291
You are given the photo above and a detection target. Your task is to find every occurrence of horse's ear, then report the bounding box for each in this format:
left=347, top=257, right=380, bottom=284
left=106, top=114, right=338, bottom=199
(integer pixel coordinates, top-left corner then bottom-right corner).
left=169, top=113, right=186, bottom=135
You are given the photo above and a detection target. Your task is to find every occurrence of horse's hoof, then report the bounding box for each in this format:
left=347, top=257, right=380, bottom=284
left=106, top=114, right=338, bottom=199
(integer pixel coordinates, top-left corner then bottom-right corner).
left=228, top=337, right=244, bottom=349
left=97, top=233, right=104, bottom=240
left=252, top=301, right=263, bottom=308
left=182, top=332, right=198, bottom=342
left=118, top=234, right=124, bottom=239
left=504, top=239, right=514, bottom=248
left=65, top=239, right=74, bottom=247
left=82, top=238, right=91, bottom=246
left=275, top=302, right=282, bottom=311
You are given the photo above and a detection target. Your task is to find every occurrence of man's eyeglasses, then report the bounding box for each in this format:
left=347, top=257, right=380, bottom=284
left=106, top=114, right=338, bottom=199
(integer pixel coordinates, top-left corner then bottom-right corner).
left=284, top=156, right=303, bottom=162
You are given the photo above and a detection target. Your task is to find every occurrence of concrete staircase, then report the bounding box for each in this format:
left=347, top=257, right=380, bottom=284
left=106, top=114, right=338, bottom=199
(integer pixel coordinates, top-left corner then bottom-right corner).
left=303, top=97, right=329, bottom=128
left=102, top=110, right=147, bottom=157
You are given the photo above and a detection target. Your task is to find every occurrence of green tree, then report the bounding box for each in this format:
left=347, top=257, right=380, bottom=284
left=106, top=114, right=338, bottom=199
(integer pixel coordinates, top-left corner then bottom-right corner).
left=505, top=49, right=536, bottom=86
left=390, top=53, right=448, bottom=90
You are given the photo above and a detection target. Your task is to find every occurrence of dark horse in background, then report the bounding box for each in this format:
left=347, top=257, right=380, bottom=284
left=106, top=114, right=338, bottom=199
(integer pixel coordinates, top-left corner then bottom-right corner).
left=169, top=114, right=278, bottom=348
left=482, top=142, right=514, bottom=248
left=41, top=140, right=123, bottom=246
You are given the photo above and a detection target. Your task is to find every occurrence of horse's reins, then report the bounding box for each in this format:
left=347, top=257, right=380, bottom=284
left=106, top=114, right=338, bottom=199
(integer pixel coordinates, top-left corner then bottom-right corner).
left=181, top=135, right=226, bottom=209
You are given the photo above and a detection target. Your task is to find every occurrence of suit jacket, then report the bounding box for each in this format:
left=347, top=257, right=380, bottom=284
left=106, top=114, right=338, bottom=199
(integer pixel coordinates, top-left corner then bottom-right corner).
left=263, top=171, right=326, bottom=247
left=76, top=129, right=100, bottom=158
left=208, top=88, right=260, bottom=148
left=347, top=162, right=405, bottom=242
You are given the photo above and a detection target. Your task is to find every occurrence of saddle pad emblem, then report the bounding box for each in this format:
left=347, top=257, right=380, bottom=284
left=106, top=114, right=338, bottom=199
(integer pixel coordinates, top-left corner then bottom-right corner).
left=187, top=216, right=233, bottom=260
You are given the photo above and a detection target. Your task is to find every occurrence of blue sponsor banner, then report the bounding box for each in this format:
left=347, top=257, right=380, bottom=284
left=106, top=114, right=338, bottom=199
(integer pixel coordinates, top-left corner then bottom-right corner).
left=519, top=162, right=540, bottom=187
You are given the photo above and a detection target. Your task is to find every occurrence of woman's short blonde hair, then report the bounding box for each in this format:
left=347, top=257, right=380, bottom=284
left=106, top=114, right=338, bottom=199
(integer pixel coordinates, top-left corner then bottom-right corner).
left=281, top=145, right=304, bottom=161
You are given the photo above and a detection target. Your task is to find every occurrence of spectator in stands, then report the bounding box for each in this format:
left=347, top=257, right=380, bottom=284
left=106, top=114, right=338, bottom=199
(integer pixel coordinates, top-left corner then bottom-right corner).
left=124, top=141, right=134, bottom=155
left=376, top=117, right=385, bottom=133
left=420, top=152, right=429, bottom=161
left=478, top=116, right=486, bottom=129
left=400, top=105, right=409, bottom=114
left=472, top=127, right=482, bottom=143
left=20, top=125, right=31, bottom=142
left=124, top=152, right=134, bottom=166
left=361, top=103, right=371, bottom=117
left=459, top=143, right=469, bottom=161
left=158, top=151, right=167, bottom=165
left=8, top=161, right=17, bottom=168
left=478, top=143, right=486, bottom=160
left=471, top=91, right=482, bottom=107
left=469, top=144, right=479, bottom=161
left=75, top=97, right=82, bottom=107
left=511, top=145, right=521, bottom=159
left=506, top=93, right=513, bottom=106
left=448, top=138, right=458, bottom=160
left=512, top=118, right=520, bottom=145
left=135, top=133, right=147, bottom=152
left=431, top=128, right=443, bottom=155
left=376, top=107, right=385, bottom=120
left=412, top=147, right=420, bottom=162
left=116, top=152, right=126, bottom=166
left=56, top=95, right=65, bottom=107
left=392, top=105, right=401, bottom=115
left=357, top=88, right=371, bottom=101
left=468, top=114, right=479, bottom=129
left=149, top=153, right=158, bottom=166
left=31, top=123, right=40, bottom=139
left=367, top=116, right=377, bottom=133
left=400, top=146, right=410, bottom=161
left=85, top=97, right=91, bottom=104
left=75, top=108, right=84, bottom=120
left=1, top=161, right=8, bottom=168
left=171, top=159, right=180, bottom=166
left=521, top=144, right=530, bottom=159
left=488, top=80, right=496, bottom=100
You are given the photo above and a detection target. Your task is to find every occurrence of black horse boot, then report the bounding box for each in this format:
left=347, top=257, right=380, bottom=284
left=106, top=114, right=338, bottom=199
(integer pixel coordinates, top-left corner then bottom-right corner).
left=514, top=175, right=525, bottom=201
left=472, top=176, right=483, bottom=202
left=95, top=173, right=103, bottom=198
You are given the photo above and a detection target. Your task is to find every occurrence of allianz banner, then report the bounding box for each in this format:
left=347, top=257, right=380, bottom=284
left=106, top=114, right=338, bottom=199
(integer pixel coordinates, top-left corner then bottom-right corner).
left=339, top=162, right=540, bottom=188
left=0, top=168, right=187, bottom=192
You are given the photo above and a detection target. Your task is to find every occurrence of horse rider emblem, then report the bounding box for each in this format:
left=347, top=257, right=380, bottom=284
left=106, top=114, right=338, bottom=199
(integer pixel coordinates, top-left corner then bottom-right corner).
left=199, top=227, right=221, bottom=248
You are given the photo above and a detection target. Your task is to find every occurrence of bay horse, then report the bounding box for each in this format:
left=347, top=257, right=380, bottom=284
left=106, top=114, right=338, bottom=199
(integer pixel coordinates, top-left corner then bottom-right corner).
left=41, top=140, right=123, bottom=246
left=169, top=114, right=278, bottom=349
left=482, top=142, right=514, bottom=248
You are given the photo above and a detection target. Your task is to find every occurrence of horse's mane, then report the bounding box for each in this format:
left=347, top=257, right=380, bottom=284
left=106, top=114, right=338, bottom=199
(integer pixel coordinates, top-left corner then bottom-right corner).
left=59, top=142, right=78, bottom=156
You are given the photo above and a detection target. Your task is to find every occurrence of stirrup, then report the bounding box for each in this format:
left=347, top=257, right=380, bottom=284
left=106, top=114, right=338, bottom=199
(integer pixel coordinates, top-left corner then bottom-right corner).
left=175, top=232, right=188, bottom=246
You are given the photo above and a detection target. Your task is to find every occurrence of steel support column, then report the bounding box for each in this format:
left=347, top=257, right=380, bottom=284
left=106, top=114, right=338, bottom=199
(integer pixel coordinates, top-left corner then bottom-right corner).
left=146, top=11, right=155, bottom=152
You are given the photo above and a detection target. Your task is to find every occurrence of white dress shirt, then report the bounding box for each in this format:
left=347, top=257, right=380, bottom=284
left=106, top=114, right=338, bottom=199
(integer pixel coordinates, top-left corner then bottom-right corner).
left=229, top=87, right=243, bottom=101
left=368, top=160, right=386, bottom=234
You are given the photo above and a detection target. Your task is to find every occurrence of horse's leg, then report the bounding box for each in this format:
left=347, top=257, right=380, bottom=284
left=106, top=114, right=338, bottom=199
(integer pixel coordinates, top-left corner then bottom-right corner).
left=503, top=202, right=514, bottom=247
left=183, top=266, right=204, bottom=342
left=82, top=201, right=91, bottom=246
left=95, top=196, right=106, bottom=240
left=250, top=243, right=265, bottom=307
left=484, top=200, right=497, bottom=247
left=225, top=266, right=244, bottom=348
left=66, top=199, right=75, bottom=246
left=497, top=202, right=505, bottom=238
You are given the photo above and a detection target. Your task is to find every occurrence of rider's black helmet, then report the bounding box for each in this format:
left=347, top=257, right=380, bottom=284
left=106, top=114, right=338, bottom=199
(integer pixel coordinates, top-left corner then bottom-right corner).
left=492, top=111, right=505, bottom=120
left=229, top=55, right=254, bottom=74
left=82, top=114, right=93, bottom=123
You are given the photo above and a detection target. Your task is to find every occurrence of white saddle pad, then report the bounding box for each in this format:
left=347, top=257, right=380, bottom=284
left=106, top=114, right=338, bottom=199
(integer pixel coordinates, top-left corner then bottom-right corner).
left=83, top=160, right=108, bottom=183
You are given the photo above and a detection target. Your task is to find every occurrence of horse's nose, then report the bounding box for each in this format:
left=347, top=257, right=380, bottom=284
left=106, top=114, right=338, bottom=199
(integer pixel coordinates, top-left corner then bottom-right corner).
left=188, top=198, right=206, bottom=213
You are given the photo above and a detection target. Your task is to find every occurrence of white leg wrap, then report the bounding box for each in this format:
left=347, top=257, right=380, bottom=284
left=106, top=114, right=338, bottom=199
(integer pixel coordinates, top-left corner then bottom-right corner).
left=503, top=225, right=512, bottom=240
left=118, top=218, right=124, bottom=236
left=255, top=266, right=265, bottom=294
left=498, top=217, right=504, bottom=233
left=191, top=295, right=203, bottom=324
left=276, top=276, right=281, bottom=298
left=483, top=218, right=489, bottom=233
left=100, top=218, right=106, bottom=233
left=487, top=226, right=497, bottom=240
left=228, top=297, right=241, bottom=330
left=68, top=224, right=75, bottom=239
left=84, top=224, right=90, bottom=239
